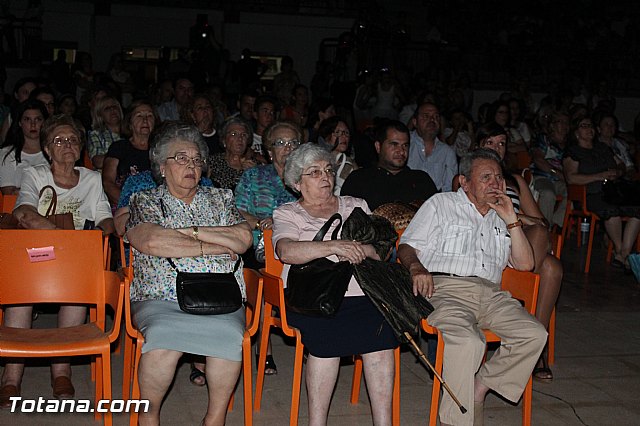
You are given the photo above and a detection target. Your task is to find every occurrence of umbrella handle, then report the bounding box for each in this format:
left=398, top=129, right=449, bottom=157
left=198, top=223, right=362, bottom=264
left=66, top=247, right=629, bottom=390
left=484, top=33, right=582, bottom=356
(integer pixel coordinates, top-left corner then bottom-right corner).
left=403, top=332, right=467, bottom=414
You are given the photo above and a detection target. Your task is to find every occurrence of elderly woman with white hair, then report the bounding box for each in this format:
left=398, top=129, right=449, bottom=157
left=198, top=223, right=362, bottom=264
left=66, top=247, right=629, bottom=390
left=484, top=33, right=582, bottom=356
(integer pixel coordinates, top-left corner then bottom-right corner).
left=272, top=143, right=398, bottom=425
left=126, top=122, right=252, bottom=426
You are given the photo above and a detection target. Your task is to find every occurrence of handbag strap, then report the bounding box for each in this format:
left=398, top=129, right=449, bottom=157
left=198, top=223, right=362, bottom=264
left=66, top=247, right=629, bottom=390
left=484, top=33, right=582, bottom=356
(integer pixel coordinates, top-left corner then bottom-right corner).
left=166, top=256, right=241, bottom=273
left=312, top=213, right=342, bottom=242
left=39, top=185, right=58, bottom=217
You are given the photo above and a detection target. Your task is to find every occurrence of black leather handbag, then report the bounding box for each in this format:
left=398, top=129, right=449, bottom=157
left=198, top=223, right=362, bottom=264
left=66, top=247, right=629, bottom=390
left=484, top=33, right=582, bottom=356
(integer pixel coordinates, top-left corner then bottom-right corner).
left=167, top=257, right=243, bottom=315
left=285, top=213, right=353, bottom=317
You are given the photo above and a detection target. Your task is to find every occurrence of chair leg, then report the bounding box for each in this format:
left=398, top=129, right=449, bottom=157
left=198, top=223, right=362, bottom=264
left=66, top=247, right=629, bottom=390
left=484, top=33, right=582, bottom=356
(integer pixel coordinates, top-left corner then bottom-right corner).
left=584, top=219, right=597, bottom=273
left=243, top=333, right=253, bottom=426
left=392, top=347, right=401, bottom=426
left=290, top=332, right=305, bottom=426
left=129, top=341, right=143, bottom=426
left=547, top=308, right=556, bottom=366
left=522, top=376, right=532, bottom=426
left=253, top=305, right=273, bottom=411
left=429, top=332, right=444, bottom=426
left=122, top=334, right=134, bottom=400
left=350, top=355, right=363, bottom=404
left=102, top=350, right=113, bottom=426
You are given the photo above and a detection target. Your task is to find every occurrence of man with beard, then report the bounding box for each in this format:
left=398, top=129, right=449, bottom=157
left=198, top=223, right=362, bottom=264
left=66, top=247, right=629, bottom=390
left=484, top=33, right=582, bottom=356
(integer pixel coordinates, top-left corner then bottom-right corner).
left=341, top=120, right=436, bottom=210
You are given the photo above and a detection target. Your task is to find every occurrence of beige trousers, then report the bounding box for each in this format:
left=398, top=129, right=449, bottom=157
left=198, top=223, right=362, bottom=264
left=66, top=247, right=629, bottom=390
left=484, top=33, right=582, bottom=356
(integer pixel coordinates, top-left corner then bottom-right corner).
left=428, top=276, right=547, bottom=426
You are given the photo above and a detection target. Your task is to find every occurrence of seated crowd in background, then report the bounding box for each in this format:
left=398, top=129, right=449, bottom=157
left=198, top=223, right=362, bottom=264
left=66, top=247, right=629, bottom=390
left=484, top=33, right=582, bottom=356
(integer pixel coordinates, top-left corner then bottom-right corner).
left=2, top=44, right=640, bottom=424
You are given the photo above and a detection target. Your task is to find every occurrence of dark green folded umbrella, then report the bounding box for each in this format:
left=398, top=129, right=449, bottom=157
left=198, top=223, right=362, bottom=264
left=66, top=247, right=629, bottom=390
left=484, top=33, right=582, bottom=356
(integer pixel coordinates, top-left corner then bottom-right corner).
left=341, top=207, right=433, bottom=343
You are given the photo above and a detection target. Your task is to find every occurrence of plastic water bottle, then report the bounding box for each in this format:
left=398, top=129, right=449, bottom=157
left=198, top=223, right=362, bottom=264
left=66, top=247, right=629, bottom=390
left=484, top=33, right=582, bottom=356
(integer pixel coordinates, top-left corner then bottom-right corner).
left=580, top=218, right=590, bottom=246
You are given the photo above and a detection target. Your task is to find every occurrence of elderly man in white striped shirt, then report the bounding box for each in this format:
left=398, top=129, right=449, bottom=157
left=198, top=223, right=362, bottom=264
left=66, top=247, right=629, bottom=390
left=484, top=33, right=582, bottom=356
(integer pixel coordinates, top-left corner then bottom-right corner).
left=398, top=148, right=547, bottom=426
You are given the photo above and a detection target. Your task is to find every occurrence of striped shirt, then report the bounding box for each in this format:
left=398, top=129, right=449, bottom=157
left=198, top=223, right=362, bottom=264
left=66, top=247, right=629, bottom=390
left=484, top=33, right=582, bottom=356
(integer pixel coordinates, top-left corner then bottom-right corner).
left=400, top=188, right=511, bottom=284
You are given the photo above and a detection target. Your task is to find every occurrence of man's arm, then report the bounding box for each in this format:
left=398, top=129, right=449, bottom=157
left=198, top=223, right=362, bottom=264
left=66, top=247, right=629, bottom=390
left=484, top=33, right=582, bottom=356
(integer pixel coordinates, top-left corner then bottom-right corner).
left=398, top=243, right=434, bottom=298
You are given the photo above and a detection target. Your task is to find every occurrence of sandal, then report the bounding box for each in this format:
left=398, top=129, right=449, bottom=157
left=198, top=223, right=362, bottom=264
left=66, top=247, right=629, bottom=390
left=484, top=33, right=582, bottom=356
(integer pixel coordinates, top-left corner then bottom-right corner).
left=189, top=363, right=207, bottom=386
left=532, top=357, right=553, bottom=383
left=256, top=352, right=278, bottom=375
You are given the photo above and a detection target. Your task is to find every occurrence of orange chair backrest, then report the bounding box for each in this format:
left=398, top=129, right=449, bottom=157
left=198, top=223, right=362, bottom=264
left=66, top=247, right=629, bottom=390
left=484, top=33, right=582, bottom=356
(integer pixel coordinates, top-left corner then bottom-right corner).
left=83, top=149, right=94, bottom=170
left=452, top=174, right=461, bottom=192
left=0, top=193, right=17, bottom=213
left=500, top=268, right=540, bottom=315
left=550, top=230, right=562, bottom=260
left=566, top=184, right=590, bottom=215
left=119, top=236, right=134, bottom=281
left=515, top=151, right=532, bottom=170
left=263, top=229, right=284, bottom=277
left=0, top=230, right=105, bottom=306
left=244, top=268, right=263, bottom=335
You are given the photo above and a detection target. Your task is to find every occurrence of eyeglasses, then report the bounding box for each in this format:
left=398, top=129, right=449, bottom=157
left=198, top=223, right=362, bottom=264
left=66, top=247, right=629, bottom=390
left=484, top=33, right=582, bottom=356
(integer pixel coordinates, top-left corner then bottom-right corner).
left=50, top=136, right=81, bottom=147
left=272, top=139, right=301, bottom=149
left=227, top=131, right=250, bottom=140
left=332, top=130, right=350, bottom=137
left=579, top=123, right=594, bottom=129
left=301, top=167, right=336, bottom=178
left=166, top=154, right=206, bottom=167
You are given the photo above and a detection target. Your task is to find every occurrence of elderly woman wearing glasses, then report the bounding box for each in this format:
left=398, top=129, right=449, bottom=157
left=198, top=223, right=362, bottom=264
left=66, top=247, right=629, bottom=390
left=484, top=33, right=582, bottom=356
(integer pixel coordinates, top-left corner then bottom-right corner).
left=0, top=114, right=113, bottom=407
left=235, top=120, right=301, bottom=374
left=207, top=117, right=256, bottom=191
left=272, top=143, right=397, bottom=425
left=126, top=122, right=252, bottom=425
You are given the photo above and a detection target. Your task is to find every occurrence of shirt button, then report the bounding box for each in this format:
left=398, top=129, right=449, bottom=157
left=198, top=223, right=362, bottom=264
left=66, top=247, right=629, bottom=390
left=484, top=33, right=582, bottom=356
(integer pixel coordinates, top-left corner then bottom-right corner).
left=481, top=233, right=483, bottom=237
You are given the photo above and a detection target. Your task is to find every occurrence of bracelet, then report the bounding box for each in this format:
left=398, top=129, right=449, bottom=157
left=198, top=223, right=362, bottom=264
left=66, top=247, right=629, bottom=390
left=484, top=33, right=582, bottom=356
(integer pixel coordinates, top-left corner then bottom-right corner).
left=506, top=219, right=524, bottom=230
left=199, top=240, right=204, bottom=257
left=192, top=225, right=199, bottom=240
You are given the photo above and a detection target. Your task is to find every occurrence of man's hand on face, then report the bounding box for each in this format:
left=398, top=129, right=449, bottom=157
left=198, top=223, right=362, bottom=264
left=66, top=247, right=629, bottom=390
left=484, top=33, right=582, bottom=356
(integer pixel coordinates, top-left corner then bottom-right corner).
left=486, top=180, right=518, bottom=224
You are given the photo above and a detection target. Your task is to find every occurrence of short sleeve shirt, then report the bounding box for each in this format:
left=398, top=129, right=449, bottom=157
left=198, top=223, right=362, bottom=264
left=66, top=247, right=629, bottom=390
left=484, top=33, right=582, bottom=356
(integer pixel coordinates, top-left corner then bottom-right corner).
left=272, top=196, right=370, bottom=297
left=0, top=147, right=48, bottom=189
left=16, top=164, right=113, bottom=229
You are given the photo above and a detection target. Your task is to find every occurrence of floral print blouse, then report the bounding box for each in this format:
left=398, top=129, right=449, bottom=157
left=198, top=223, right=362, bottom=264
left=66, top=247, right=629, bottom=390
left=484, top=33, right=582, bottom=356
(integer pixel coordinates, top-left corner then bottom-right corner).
left=127, top=184, right=246, bottom=302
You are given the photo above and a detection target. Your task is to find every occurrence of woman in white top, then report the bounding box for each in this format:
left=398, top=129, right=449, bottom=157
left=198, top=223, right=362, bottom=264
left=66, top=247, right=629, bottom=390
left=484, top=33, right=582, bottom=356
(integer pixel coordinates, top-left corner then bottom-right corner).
left=0, top=99, right=49, bottom=194
left=0, top=114, right=114, bottom=407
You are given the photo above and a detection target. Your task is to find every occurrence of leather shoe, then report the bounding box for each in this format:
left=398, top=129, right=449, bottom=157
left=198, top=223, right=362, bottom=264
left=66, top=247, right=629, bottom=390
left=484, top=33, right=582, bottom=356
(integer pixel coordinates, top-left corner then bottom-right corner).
left=0, top=384, right=20, bottom=409
left=52, top=376, right=75, bottom=399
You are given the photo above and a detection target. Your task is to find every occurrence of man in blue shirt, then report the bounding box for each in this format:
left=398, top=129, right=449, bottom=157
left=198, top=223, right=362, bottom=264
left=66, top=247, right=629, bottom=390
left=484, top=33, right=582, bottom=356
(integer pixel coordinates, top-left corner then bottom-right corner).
left=408, top=102, right=458, bottom=192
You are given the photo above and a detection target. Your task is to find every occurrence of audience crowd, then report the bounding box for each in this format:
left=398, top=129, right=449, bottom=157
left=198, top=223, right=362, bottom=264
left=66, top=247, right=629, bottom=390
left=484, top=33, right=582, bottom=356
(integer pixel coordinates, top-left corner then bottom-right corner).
left=2, top=26, right=640, bottom=424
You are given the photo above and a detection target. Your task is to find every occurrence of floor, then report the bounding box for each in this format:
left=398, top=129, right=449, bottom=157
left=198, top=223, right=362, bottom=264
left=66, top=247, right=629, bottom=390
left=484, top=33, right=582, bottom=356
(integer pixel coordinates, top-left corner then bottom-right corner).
left=1, top=230, right=639, bottom=425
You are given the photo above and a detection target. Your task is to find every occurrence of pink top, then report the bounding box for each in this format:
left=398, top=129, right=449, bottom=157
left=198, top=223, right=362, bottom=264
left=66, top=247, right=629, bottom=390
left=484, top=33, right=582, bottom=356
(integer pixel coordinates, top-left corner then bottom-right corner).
left=272, top=196, right=371, bottom=297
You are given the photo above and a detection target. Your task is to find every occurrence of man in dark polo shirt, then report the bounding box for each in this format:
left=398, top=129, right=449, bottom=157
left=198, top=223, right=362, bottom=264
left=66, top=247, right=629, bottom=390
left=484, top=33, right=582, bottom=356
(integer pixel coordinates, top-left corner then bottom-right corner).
left=341, top=119, right=437, bottom=209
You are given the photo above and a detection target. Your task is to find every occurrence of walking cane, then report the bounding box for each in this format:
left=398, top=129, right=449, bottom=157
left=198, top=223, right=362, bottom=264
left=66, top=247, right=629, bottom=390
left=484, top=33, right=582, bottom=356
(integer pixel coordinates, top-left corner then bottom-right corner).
left=403, top=331, right=467, bottom=414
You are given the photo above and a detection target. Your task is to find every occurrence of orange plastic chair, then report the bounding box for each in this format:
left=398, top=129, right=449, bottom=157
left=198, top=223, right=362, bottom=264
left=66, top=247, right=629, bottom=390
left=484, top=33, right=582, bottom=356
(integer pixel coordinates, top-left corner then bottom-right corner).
left=515, top=150, right=533, bottom=171
left=0, top=230, right=123, bottom=426
left=257, top=229, right=401, bottom=426
left=83, top=148, right=94, bottom=170
left=561, top=184, right=599, bottom=273
left=125, top=263, right=261, bottom=426
left=547, top=230, right=564, bottom=366
left=0, top=193, right=17, bottom=213
left=421, top=269, right=540, bottom=426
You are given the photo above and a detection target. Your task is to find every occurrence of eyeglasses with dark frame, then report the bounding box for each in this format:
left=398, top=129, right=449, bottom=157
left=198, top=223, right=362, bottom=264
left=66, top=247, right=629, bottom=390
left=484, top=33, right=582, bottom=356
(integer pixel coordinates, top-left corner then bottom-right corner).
left=166, top=154, right=206, bottom=167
